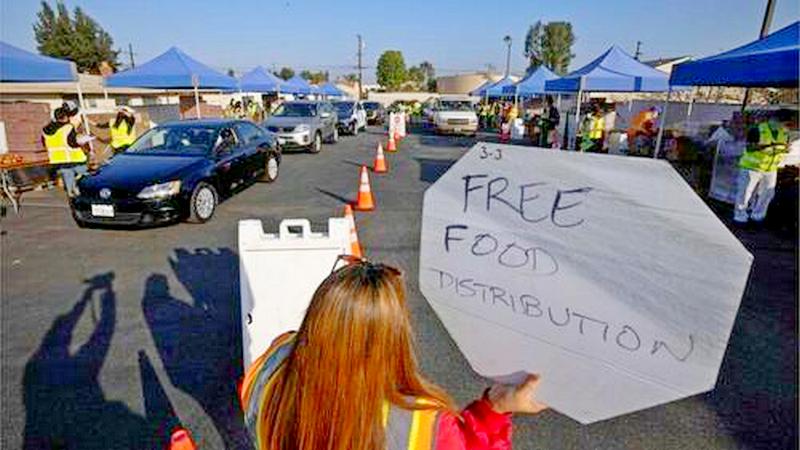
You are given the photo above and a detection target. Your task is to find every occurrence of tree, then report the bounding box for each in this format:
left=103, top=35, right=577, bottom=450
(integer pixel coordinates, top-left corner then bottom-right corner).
left=407, top=66, right=425, bottom=85
left=376, top=50, right=406, bottom=90
left=276, top=67, right=295, bottom=80
left=523, top=21, right=575, bottom=75
left=341, top=73, right=359, bottom=83
left=33, top=1, right=119, bottom=73
left=299, top=70, right=328, bottom=84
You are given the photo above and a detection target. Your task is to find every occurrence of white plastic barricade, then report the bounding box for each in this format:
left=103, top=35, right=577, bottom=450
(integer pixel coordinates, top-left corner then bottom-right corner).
left=389, top=112, right=407, bottom=138
left=239, top=218, right=351, bottom=370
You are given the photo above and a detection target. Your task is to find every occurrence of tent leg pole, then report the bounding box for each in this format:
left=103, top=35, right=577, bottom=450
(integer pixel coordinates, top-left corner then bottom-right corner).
left=687, top=87, right=695, bottom=119
left=194, top=85, right=202, bottom=119
left=573, top=89, right=582, bottom=151
left=556, top=93, right=561, bottom=110
left=654, top=88, right=672, bottom=159
left=76, top=81, right=94, bottom=154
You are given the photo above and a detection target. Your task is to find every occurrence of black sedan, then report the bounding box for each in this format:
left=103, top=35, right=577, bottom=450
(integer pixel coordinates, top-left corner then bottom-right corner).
left=71, top=119, right=281, bottom=227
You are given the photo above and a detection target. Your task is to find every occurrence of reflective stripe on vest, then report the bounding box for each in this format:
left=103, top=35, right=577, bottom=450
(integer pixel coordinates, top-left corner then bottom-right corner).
left=43, top=124, right=86, bottom=164
left=109, top=120, right=135, bottom=149
left=241, top=332, right=441, bottom=450
left=739, top=122, right=788, bottom=172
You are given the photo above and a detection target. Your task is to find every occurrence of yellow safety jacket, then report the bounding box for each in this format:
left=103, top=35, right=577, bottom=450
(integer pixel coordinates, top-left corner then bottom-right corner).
left=109, top=120, right=135, bottom=149
left=588, top=116, right=604, bottom=139
left=240, top=332, right=441, bottom=450
left=739, top=122, right=788, bottom=172
left=43, top=124, right=87, bottom=164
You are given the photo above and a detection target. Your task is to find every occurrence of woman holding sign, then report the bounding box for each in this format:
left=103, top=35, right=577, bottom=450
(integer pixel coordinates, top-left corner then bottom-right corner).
left=239, top=256, right=547, bottom=450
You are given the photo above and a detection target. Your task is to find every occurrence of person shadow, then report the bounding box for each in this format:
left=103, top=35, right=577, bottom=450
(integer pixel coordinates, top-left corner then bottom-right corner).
left=142, top=248, right=252, bottom=449
left=22, top=272, right=153, bottom=449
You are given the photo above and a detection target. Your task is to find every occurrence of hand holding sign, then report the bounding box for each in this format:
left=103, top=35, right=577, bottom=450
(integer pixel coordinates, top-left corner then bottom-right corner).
left=419, top=143, right=752, bottom=423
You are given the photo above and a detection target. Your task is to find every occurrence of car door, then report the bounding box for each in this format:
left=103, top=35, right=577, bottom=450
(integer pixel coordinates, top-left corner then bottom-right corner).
left=322, top=103, right=336, bottom=137
left=215, top=126, right=246, bottom=192
left=234, top=122, right=267, bottom=180
left=356, top=102, right=367, bottom=129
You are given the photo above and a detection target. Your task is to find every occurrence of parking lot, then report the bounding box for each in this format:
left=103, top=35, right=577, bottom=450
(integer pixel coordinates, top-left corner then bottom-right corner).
left=1, top=128, right=796, bottom=449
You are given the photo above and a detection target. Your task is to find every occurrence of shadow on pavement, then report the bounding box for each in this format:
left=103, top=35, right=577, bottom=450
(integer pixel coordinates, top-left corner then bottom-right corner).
left=703, top=212, right=798, bottom=449
left=142, top=248, right=252, bottom=449
left=414, top=157, right=458, bottom=184
left=22, top=273, right=156, bottom=449
left=315, top=187, right=354, bottom=205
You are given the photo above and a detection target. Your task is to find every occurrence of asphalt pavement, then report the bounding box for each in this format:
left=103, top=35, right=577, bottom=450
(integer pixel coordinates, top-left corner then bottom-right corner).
left=1, top=127, right=796, bottom=449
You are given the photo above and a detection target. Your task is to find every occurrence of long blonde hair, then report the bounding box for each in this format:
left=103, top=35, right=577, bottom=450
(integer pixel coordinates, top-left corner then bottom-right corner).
left=259, top=260, right=454, bottom=450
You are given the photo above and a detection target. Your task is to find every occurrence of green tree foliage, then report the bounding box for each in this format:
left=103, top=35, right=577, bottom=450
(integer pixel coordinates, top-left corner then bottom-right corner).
left=299, top=70, right=328, bottom=84
left=341, top=73, right=358, bottom=83
left=276, top=67, right=295, bottom=80
left=33, top=1, right=119, bottom=73
left=407, top=67, right=425, bottom=85
left=376, top=50, right=406, bottom=90
left=524, top=21, right=575, bottom=75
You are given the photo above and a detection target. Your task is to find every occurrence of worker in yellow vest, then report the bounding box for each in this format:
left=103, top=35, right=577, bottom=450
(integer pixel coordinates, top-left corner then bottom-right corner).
left=42, top=103, right=90, bottom=197
left=580, top=105, right=605, bottom=152
left=93, top=106, right=137, bottom=154
left=239, top=257, right=547, bottom=450
left=733, top=110, right=795, bottom=224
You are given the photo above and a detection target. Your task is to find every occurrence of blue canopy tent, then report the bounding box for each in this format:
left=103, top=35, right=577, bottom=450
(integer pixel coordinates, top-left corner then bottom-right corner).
left=484, top=76, right=516, bottom=98
left=284, top=75, right=313, bottom=96
left=0, top=41, right=76, bottom=82
left=239, top=66, right=283, bottom=93
left=319, top=82, right=346, bottom=97
left=106, top=47, right=236, bottom=118
left=544, top=45, right=671, bottom=150
left=502, top=66, right=558, bottom=98
left=670, top=21, right=798, bottom=88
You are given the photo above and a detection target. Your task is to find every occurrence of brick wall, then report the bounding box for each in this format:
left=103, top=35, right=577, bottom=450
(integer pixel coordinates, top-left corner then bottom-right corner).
left=179, top=96, right=224, bottom=119
left=0, top=102, right=51, bottom=155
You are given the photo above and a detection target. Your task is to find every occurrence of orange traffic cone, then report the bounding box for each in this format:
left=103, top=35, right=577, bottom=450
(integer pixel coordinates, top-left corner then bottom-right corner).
left=343, top=204, right=363, bottom=257
left=386, top=133, right=397, bottom=152
left=169, top=427, right=197, bottom=450
left=394, top=129, right=402, bottom=144
left=354, top=165, right=375, bottom=211
left=373, top=143, right=388, bottom=174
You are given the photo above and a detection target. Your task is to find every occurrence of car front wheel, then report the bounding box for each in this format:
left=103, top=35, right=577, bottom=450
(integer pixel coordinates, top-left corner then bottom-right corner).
left=309, top=132, right=322, bottom=153
left=187, top=182, right=217, bottom=223
left=327, top=126, right=339, bottom=144
left=351, top=122, right=358, bottom=136
left=260, top=153, right=280, bottom=183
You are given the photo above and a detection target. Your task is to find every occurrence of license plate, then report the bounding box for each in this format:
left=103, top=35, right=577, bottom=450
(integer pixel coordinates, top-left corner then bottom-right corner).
left=454, top=128, right=462, bottom=132
left=91, top=204, right=114, bottom=217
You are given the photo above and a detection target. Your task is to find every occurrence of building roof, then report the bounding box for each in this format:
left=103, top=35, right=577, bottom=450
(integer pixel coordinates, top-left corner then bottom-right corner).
left=0, top=73, right=171, bottom=96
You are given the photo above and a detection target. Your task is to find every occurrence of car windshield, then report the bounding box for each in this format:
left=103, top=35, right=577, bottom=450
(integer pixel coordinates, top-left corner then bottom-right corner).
left=363, top=102, right=381, bottom=111
left=334, top=102, right=354, bottom=115
left=273, top=103, right=317, bottom=117
left=439, top=101, right=473, bottom=111
left=127, top=125, right=219, bottom=155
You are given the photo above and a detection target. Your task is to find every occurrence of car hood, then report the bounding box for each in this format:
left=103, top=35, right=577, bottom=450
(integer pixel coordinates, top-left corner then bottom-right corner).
left=435, top=111, right=477, bottom=120
left=264, top=116, right=314, bottom=128
left=81, top=153, right=206, bottom=194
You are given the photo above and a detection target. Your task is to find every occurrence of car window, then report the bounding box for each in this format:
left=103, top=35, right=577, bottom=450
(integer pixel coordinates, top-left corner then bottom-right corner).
left=273, top=103, right=316, bottom=117
left=128, top=125, right=219, bottom=155
left=235, top=122, right=264, bottom=145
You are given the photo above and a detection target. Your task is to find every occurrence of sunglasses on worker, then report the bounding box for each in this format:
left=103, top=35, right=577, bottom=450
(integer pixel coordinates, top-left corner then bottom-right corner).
left=329, top=254, right=402, bottom=278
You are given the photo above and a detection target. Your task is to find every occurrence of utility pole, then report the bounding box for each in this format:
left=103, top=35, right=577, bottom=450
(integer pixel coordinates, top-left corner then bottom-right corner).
left=128, top=43, right=135, bottom=68
left=634, top=41, right=642, bottom=60
left=357, top=34, right=363, bottom=100
left=503, top=35, right=512, bottom=77
left=742, top=0, right=776, bottom=110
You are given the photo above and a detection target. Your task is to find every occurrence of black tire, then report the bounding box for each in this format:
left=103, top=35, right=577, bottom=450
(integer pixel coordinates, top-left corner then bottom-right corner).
left=352, top=123, right=359, bottom=136
left=260, top=152, right=280, bottom=183
left=187, top=182, right=217, bottom=223
left=326, top=126, right=339, bottom=144
left=309, top=132, right=322, bottom=153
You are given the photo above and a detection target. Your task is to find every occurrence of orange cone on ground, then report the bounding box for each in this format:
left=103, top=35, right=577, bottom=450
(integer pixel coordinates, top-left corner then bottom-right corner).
left=394, top=129, right=402, bottom=144
left=169, top=427, right=197, bottom=450
left=355, top=165, right=375, bottom=211
left=373, top=143, right=388, bottom=173
left=386, top=133, right=397, bottom=152
left=343, top=204, right=363, bottom=257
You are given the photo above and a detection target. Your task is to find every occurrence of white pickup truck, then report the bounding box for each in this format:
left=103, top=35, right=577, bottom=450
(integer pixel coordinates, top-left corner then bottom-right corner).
left=432, top=96, right=478, bottom=136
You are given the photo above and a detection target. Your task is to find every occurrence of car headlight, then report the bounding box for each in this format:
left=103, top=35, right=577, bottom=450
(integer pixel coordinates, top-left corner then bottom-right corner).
left=137, top=181, right=181, bottom=200
left=295, top=124, right=310, bottom=133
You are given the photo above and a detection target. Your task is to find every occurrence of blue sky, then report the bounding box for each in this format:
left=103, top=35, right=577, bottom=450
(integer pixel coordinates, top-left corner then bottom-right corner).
left=2, top=0, right=797, bottom=82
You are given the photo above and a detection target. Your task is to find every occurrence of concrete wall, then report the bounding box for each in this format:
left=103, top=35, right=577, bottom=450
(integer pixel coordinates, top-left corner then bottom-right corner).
left=436, top=73, right=489, bottom=95
left=365, top=92, right=439, bottom=106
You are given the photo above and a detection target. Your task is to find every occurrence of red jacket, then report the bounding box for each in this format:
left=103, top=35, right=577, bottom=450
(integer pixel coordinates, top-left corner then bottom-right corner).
left=435, top=396, right=512, bottom=450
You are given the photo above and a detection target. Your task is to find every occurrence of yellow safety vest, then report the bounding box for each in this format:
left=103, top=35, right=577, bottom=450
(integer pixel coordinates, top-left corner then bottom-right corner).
left=589, top=116, right=604, bottom=139
left=240, top=332, right=441, bottom=450
left=739, top=122, right=788, bottom=172
left=43, top=124, right=86, bottom=164
left=109, top=120, right=135, bottom=149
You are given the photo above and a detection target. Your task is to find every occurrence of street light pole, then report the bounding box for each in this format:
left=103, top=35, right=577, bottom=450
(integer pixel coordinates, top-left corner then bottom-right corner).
left=357, top=34, right=364, bottom=100
left=503, top=35, right=512, bottom=78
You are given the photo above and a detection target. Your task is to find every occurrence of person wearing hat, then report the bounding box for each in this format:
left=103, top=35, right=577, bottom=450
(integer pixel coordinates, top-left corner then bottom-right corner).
left=93, top=106, right=137, bottom=154
left=41, top=102, right=90, bottom=197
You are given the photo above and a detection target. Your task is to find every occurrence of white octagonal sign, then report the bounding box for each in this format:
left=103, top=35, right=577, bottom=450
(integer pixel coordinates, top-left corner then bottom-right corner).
left=419, top=143, right=752, bottom=424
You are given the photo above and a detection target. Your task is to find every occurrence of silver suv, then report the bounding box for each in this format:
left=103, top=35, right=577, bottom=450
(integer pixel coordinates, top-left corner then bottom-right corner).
left=263, top=101, right=339, bottom=153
